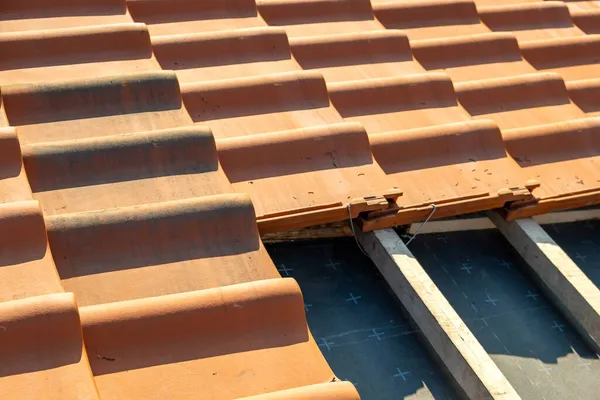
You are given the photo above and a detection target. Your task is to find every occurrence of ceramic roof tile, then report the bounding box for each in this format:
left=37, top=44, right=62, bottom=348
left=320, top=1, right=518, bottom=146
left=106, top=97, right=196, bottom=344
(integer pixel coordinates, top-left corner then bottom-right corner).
left=257, top=0, right=384, bottom=37
left=127, top=0, right=267, bottom=36
left=2, top=71, right=193, bottom=145
left=151, top=27, right=301, bottom=83
left=289, top=30, right=426, bottom=81
left=371, top=0, right=490, bottom=40
left=1, top=0, right=132, bottom=32
left=501, top=117, right=600, bottom=219
left=455, top=72, right=586, bottom=129
left=217, top=123, right=400, bottom=233
left=570, top=8, right=600, bottom=33
left=478, top=2, right=585, bottom=41
left=520, top=35, right=600, bottom=81
left=326, top=73, right=537, bottom=228
left=45, top=193, right=278, bottom=306
left=0, top=23, right=160, bottom=84
left=0, top=127, right=33, bottom=203
left=411, top=32, right=537, bottom=82
left=567, top=78, right=600, bottom=116
left=79, top=278, right=344, bottom=399
left=0, top=201, right=63, bottom=302
left=455, top=73, right=600, bottom=216
left=0, top=293, right=100, bottom=399
left=180, top=71, right=399, bottom=231
left=235, top=382, right=360, bottom=399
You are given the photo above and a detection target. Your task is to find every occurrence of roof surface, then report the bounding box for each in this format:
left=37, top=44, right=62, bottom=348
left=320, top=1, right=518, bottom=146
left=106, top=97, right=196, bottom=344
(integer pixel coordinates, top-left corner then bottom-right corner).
left=1, top=0, right=600, bottom=398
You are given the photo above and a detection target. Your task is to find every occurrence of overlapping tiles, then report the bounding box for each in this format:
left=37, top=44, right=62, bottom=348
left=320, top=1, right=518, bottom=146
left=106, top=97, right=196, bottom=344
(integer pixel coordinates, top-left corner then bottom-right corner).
left=2, top=0, right=600, bottom=398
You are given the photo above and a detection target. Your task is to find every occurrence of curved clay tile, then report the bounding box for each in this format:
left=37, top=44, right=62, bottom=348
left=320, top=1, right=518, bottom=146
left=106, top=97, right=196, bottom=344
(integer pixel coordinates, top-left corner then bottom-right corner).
left=0, top=23, right=160, bottom=84
left=371, top=0, right=489, bottom=40
left=80, top=278, right=338, bottom=400
left=0, top=127, right=33, bottom=203
left=567, top=78, right=600, bottom=116
left=502, top=117, right=600, bottom=219
left=236, top=381, right=360, bottom=399
left=182, top=71, right=341, bottom=137
left=1, top=71, right=192, bottom=144
left=152, top=27, right=300, bottom=82
left=127, top=0, right=267, bottom=35
left=1, top=0, right=131, bottom=33
left=45, top=193, right=279, bottom=306
left=327, top=73, right=537, bottom=229
left=455, top=72, right=586, bottom=129
left=362, top=120, right=537, bottom=230
left=328, top=72, right=470, bottom=130
left=257, top=0, right=383, bottom=37
left=570, top=8, right=600, bottom=33
left=412, top=32, right=536, bottom=82
left=22, top=126, right=233, bottom=214
left=289, top=30, right=425, bottom=81
left=0, top=292, right=100, bottom=400
left=520, top=35, right=600, bottom=81
left=478, top=2, right=584, bottom=41
left=0, top=201, right=64, bottom=301
left=217, top=122, right=400, bottom=232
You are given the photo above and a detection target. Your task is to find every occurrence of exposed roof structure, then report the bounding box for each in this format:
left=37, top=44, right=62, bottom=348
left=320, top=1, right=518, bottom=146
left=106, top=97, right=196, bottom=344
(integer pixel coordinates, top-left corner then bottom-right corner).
left=1, top=0, right=600, bottom=398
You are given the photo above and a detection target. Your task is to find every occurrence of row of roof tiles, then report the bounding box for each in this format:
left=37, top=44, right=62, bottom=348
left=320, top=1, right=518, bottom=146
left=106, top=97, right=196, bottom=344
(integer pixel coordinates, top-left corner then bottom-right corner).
left=1, top=0, right=600, bottom=399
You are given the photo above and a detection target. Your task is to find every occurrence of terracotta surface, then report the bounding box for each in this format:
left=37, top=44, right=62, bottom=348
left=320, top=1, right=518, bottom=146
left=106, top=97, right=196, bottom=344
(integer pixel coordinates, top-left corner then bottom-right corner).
left=0, top=23, right=160, bottom=84
left=455, top=72, right=586, bottom=129
left=0, top=127, right=33, bottom=203
left=0, top=201, right=63, bottom=302
left=1, top=0, right=132, bottom=32
left=520, top=35, right=600, bottom=81
left=412, top=32, right=536, bottom=82
left=4, top=0, right=600, bottom=397
left=0, top=293, right=100, bottom=399
left=127, top=0, right=267, bottom=36
left=371, top=0, right=490, bottom=40
left=502, top=117, right=600, bottom=219
left=152, top=27, right=301, bottom=83
left=218, top=122, right=400, bottom=233
left=257, top=0, right=384, bottom=37
left=182, top=71, right=398, bottom=230
left=2, top=71, right=192, bottom=146
left=478, top=2, right=585, bottom=41
left=236, top=382, right=360, bottom=399
left=566, top=78, right=600, bottom=116
left=45, top=193, right=278, bottom=306
left=80, top=278, right=342, bottom=399
left=570, top=8, right=600, bottom=33
left=326, top=73, right=536, bottom=228
left=289, top=30, right=426, bottom=82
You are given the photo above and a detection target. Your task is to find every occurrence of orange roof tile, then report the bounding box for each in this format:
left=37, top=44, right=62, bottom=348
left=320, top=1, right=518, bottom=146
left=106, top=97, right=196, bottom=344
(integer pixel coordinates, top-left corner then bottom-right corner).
left=0, top=293, right=100, bottom=400
left=45, top=193, right=278, bottom=306
left=128, top=0, right=268, bottom=35
left=80, top=278, right=342, bottom=399
left=152, top=27, right=300, bottom=82
left=257, top=0, right=383, bottom=37
left=0, top=201, right=63, bottom=301
left=412, top=32, right=537, bottom=82
left=3, top=0, right=600, bottom=397
left=478, top=2, right=584, bottom=41
left=520, top=35, right=600, bottom=81
left=0, top=23, right=159, bottom=84
left=371, top=0, right=490, bottom=40
left=1, top=0, right=131, bottom=32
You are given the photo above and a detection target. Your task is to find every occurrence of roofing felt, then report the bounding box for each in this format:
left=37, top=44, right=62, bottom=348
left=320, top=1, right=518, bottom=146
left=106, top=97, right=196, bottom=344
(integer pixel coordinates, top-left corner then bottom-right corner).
left=1, top=0, right=600, bottom=398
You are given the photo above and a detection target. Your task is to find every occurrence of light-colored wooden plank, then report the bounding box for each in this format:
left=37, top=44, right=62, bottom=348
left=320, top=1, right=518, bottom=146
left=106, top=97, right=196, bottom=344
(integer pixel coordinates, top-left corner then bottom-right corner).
left=487, top=212, right=600, bottom=354
left=356, top=228, right=521, bottom=400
